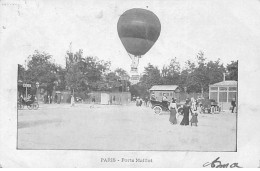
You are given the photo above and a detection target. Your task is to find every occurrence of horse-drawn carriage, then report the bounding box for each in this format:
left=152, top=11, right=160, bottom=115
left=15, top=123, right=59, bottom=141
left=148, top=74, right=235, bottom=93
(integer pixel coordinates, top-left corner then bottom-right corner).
left=18, top=96, right=39, bottom=110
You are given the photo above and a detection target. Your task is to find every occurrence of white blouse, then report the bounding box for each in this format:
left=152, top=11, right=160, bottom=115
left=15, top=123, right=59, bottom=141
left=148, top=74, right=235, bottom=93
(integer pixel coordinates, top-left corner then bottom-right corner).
left=169, top=102, right=178, bottom=111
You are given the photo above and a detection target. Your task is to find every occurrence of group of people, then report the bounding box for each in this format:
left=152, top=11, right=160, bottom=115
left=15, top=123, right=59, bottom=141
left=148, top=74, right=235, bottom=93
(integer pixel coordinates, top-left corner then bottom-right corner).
left=168, top=97, right=199, bottom=127
left=43, top=94, right=59, bottom=104
left=135, top=96, right=149, bottom=107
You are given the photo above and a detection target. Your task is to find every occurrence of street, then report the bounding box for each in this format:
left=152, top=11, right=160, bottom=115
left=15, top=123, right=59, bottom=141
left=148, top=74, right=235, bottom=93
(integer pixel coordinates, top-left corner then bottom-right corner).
left=18, top=103, right=236, bottom=151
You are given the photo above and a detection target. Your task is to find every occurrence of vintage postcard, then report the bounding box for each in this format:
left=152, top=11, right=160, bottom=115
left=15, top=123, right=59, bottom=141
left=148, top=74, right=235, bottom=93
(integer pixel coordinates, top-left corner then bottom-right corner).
left=0, top=0, right=260, bottom=168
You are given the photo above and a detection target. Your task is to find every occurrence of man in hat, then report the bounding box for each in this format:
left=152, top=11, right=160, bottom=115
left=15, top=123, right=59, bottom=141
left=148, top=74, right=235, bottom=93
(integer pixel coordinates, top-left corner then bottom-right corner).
left=231, top=98, right=236, bottom=113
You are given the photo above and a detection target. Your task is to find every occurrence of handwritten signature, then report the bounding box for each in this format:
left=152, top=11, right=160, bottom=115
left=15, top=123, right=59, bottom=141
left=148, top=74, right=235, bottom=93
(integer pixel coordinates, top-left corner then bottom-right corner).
left=203, top=157, right=242, bottom=168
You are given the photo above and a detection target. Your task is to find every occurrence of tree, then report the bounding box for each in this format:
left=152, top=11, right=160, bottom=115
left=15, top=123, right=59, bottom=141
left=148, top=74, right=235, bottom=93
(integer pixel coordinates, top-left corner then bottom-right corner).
left=185, top=52, right=208, bottom=93
left=161, top=57, right=181, bottom=85
left=140, top=63, right=162, bottom=89
left=226, top=61, right=238, bottom=81
left=24, top=50, right=59, bottom=94
left=181, top=52, right=226, bottom=93
left=65, top=49, right=111, bottom=93
left=18, top=64, right=26, bottom=81
left=206, top=59, right=226, bottom=85
left=132, top=63, right=162, bottom=97
left=114, top=68, right=129, bottom=78
left=129, top=83, right=149, bottom=98
left=55, top=66, right=67, bottom=91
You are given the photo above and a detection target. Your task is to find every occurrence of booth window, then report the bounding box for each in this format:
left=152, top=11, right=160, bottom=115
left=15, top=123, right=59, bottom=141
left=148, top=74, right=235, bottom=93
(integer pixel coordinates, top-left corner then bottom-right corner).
left=219, top=92, right=227, bottom=102
left=229, top=87, right=237, bottom=91
left=210, top=87, right=218, bottom=91
left=219, top=87, right=227, bottom=91
left=228, top=92, right=237, bottom=102
left=210, top=92, right=218, bottom=101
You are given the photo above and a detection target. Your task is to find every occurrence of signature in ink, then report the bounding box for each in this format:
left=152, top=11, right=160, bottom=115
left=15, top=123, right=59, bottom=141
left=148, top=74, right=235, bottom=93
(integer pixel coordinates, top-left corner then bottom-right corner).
left=203, top=157, right=242, bottom=168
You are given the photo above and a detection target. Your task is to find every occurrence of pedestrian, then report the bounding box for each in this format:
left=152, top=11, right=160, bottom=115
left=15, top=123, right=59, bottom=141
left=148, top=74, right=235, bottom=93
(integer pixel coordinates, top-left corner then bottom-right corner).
left=43, top=94, right=47, bottom=104
left=109, top=96, right=112, bottom=105
left=90, top=96, right=96, bottom=108
left=190, top=111, right=199, bottom=126
left=48, top=95, right=50, bottom=104
left=231, top=98, right=236, bottom=113
left=169, top=98, right=178, bottom=125
left=195, top=99, right=199, bottom=111
left=144, top=97, right=149, bottom=107
left=191, top=97, right=196, bottom=111
left=197, top=97, right=202, bottom=113
left=180, top=99, right=193, bottom=126
left=113, top=96, right=116, bottom=103
left=71, top=94, right=75, bottom=107
left=136, top=97, right=140, bottom=106
left=55, top=93, right=58, bottom=103
left=139, top=98, right=143, bottom=106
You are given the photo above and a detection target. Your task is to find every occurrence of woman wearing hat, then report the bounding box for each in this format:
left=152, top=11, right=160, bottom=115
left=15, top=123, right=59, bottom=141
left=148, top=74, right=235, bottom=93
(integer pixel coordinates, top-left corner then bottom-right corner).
left=169, top=98, right=178, bottom=124
left=180, top=99, right=193, bottom=126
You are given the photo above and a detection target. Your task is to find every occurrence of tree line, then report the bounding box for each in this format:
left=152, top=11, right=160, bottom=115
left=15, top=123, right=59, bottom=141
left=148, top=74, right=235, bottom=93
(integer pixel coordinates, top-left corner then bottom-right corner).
left=18, top=50, right=237, bottom=98
left=131, top=51, right=237, bottom=98
left=18, top=50, right=130, bottom=96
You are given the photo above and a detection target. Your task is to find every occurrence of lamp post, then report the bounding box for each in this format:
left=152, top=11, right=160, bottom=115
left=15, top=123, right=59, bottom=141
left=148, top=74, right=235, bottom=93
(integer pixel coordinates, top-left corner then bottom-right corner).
left=36, top=82, right=39, bottom=101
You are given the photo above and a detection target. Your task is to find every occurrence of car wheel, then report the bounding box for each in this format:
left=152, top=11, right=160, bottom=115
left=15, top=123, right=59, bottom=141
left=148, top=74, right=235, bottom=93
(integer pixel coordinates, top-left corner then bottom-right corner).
left=153, top=106, right=162, bottom=115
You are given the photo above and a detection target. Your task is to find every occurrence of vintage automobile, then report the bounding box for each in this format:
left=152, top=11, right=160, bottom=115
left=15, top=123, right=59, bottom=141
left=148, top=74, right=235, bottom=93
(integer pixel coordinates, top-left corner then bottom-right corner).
left=200, top=99, right=220, bottom=113
left=150, top=100, right=183, bottom=115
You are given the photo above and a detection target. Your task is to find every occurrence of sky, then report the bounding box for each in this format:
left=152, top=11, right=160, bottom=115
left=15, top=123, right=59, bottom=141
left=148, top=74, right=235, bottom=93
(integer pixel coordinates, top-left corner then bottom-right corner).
left=1, top=0, right=260, bottom=74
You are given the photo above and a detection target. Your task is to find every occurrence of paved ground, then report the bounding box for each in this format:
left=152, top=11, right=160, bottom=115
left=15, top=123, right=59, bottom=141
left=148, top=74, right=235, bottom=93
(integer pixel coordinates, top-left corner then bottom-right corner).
left=17, top=103, right=237, bottom=151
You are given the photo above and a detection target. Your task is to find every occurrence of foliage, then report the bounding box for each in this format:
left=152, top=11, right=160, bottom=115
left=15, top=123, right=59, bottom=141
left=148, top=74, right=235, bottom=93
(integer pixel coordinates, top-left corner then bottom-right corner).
left=140, top=63, right=162, bottom=89
left=226, top=61, right=238, bottom=81
left=23, top=50, right=60, bottom=94
left=65, top=49, right=111, bottom=93
left=135, top=51, right=230, bottom=96
left=18, top=49, right=237, bottom=99
left=161, top=57, right=181, bottom=85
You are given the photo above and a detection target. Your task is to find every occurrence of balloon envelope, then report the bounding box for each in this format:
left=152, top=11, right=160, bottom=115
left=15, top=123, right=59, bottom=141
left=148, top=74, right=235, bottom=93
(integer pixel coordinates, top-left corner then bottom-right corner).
left=117, top=8, right=161, bottom=56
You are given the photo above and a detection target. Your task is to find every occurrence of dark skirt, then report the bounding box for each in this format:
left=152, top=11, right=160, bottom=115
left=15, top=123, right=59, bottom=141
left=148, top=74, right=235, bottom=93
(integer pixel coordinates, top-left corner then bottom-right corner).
left=190, top=114, right=198, bottom=123
left=169, top=108, right=177, bottom=124
left=180, top=110, right=190, bottom=125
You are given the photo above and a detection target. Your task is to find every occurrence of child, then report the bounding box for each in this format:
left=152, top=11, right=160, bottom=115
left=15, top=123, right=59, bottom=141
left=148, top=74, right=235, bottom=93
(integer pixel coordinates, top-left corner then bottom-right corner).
left=190, top=111, right=199, bottom=126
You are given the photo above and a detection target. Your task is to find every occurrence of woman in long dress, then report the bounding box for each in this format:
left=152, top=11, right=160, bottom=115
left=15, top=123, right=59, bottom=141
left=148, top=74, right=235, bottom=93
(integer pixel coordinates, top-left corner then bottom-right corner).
left=169, top=98, right=178, bottom=124
left=70, top=94, right=75, bottom=107
left=180, top=99, right=193, bottom=126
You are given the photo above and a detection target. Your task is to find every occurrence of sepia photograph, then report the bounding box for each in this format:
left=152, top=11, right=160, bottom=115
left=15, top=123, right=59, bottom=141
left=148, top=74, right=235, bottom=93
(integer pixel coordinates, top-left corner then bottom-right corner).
left=0, top=0, right=260, bottom=168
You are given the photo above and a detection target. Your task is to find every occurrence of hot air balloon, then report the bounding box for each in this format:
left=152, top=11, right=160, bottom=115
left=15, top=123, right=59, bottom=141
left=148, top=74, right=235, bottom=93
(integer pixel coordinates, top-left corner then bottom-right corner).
left=117, top=8, right=161, bottom=84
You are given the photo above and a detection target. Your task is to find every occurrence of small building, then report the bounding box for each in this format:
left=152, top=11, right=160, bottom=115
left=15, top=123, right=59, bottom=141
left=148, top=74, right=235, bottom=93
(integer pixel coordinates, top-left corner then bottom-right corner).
left=149, top=85, right=180, bottom=102
left=209, top=80, right=237, bottom=110
left=89, top=91, right=131, bottom=105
